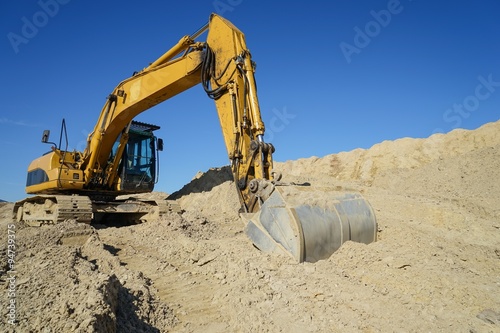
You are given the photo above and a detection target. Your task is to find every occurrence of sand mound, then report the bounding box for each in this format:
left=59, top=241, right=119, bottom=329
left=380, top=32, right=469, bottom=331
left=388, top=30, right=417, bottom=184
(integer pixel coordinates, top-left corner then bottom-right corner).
left=277, top=120, right=500, bottom=184
left=1, top=120, right=499, bottom=332
left=0, top=219, right=176, bottom=332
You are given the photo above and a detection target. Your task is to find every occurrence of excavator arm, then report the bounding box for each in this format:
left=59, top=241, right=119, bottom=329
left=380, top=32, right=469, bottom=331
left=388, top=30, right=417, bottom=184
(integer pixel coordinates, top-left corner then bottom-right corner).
left=81, top=14, right=273, bottom=213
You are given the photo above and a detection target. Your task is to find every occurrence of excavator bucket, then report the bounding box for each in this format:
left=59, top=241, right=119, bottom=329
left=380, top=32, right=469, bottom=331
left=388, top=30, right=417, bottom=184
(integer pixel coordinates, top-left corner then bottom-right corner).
left=241, top=186, right=377, bottom=263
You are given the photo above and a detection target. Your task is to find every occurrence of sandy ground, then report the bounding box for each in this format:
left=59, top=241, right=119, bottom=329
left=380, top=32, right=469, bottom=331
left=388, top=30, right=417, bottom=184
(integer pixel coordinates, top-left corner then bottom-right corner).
left=1, top=120, right=499, bottom=332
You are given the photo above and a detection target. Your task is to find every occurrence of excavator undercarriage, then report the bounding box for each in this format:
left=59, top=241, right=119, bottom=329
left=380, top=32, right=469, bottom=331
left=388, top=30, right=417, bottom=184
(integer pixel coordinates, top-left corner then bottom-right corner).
left=13, top=195, right=181, bottom=226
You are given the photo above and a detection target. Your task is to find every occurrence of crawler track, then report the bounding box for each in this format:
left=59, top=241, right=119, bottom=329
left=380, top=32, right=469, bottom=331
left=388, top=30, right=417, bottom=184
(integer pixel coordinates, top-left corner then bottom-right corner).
left=13, top=195, right=93, bottom=226
left=13, top=195, right=181, bottom=226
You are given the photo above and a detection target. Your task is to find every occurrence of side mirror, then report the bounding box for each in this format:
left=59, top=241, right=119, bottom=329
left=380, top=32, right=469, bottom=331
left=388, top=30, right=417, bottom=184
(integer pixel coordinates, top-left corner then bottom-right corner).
left=41, top=130, right=50, bottom=143
left=157, top=138, right=164, bottom=151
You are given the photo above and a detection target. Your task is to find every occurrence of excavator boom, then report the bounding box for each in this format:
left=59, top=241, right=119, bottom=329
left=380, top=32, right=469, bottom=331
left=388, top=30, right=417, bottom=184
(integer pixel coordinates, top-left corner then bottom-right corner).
left=14, top=14, right=377, bottom=262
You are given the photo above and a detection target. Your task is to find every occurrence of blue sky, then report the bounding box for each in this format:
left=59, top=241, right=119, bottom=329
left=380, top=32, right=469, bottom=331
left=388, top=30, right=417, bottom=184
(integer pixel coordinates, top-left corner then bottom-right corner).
left=1, top=0, right=499, bottom=202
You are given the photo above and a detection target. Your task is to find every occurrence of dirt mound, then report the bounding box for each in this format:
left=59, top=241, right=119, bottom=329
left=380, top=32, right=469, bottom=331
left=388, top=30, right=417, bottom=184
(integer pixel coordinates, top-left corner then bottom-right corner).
left=1, top=120, right=499, bottom=332
left=277, top=120, right=500, bottom=185
left=168, top=166, right=234, bottom=200
left=0, top=203, right=13, bottom=221
left=0, top=219, right=176, bottom=332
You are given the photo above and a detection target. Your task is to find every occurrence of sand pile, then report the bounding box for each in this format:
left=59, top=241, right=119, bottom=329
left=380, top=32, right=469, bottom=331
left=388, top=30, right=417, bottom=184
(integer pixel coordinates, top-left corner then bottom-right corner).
left=1, top=120, right=499, bottom=332
left=0, top=218, right=176, bottom=332
left=277, top=120, right=500, bottom=184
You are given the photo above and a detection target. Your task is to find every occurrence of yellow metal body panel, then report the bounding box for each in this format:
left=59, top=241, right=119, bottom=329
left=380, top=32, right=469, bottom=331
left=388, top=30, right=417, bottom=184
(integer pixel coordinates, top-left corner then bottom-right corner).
left=26, top=150, right=85, bottom=194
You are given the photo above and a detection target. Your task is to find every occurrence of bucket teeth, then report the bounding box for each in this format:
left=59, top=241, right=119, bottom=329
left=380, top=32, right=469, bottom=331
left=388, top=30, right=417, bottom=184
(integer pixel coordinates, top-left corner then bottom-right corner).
left=241, top=186, right=377, bottom=263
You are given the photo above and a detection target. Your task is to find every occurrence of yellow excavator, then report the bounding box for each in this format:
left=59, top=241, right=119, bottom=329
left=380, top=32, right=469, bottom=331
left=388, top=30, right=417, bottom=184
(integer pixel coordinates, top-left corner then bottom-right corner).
left=13, top=14, right=376, bottom=263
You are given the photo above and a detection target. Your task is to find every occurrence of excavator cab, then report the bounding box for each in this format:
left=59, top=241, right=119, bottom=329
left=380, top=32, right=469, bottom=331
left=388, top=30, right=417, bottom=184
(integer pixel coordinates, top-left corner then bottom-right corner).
left=114, top=121, right=161, bottom=192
